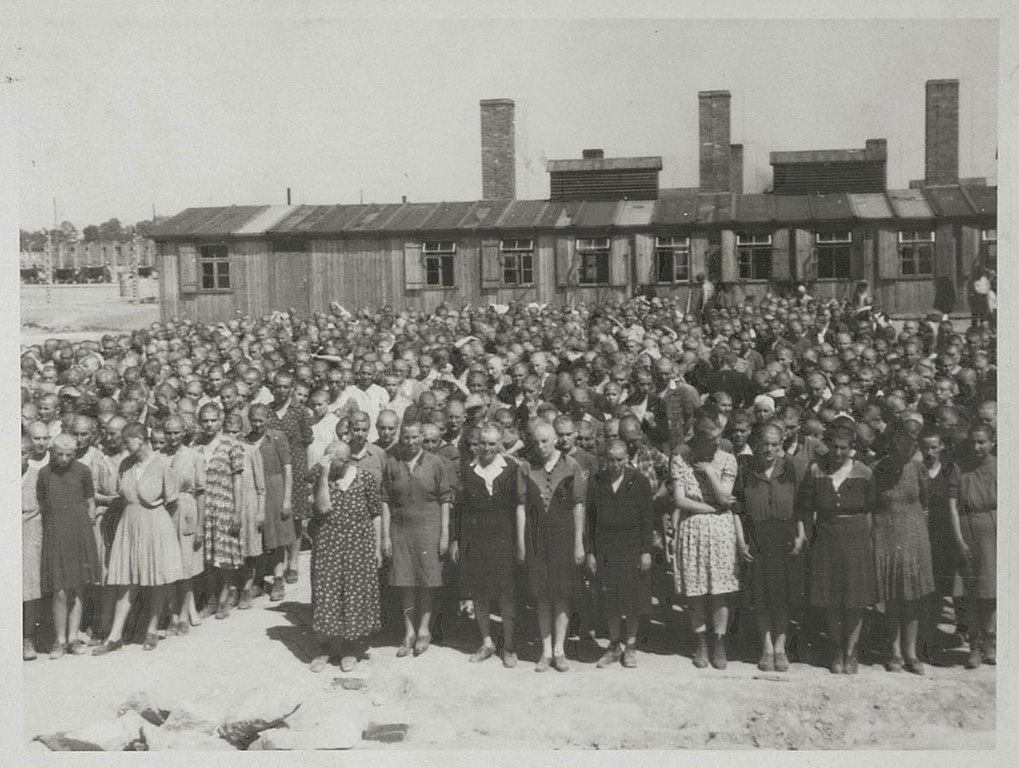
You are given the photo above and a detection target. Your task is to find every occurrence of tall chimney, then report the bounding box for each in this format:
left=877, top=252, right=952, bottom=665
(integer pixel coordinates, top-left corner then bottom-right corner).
left=480, top=99, right=516, bottom=199
left=925, top=79, right=959, bottom=185
left=729, top=144, right=744, bottom=194
left=699, top=90, right=732, bottom=193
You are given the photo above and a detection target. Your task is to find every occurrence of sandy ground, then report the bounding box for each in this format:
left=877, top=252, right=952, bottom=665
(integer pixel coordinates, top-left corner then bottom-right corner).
left=23, top=551, right=995, bottom=751
left=20, top=284, right=160, bottom=346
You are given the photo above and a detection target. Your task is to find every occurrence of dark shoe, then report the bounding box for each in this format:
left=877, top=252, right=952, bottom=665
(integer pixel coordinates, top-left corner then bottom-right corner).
left=49, top=642, right=66, bottom=660
left=982, top=632, right=996, bottom=665
left=692, top=634, right=709, bottom=669
left=757, top=650, right=775, bottom=672
left=469, top=644, right=496, bottom=663
left=92, top=639, right=123, bottom=656
left=285, top=568, right=299, bottom=585
left=710, top=635, right=728, bottom=670
left=831, top=649, right=845, bottom=674
left=622, top=643, right=638, bottom=668
left=413, top=634, right=432, bottom=657
left=534, top=655, right=551, bottom=673
left=142, top=633, right=159, bottom=651
left=502, top=650, right=518, bottom=669
left=23, top=638, right=37, bottom=661
left=596, top=643, right=623, bottom=669
left=774, top=651, right=790, bottom=672
left=177, top=621, right=190, bottom=636
left=68, top=639, right=88, bottom=656
left=227, top=586, right=239, bottom=608
left=904, top=658, right=925, bottom=676
left=237, top=589, right=253, bottom=610
left=553, top=654, right=570, bottom=672
left=885, top=656, right=904, bottom=672
left=270, top=580, right=285, bottom=602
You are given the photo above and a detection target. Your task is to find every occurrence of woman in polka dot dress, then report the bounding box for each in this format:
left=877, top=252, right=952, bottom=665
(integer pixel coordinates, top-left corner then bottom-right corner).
left=309, top=440, right=382, bottom=673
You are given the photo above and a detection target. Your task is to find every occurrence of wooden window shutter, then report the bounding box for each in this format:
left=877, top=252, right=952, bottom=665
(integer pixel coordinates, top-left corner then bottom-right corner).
left=179, top=244, right=198, bottom=294
left=849, top=230, right=865, bottom=279
left=404, top=241, right=424, bottom=289
left=720, top=230, right=737, bottom=282
left=480, top=239, right=502, bottom=288
left=634, top=234, right=654, bottom=285
left=771, top=229, right=791, bottom=281
left=794, top=229, right=814, bottom=279
left=876, top=229, right=899, bottom=280
left=555, top=236, right=574, bottom=287
left=610, top=237, right=630, bottom=287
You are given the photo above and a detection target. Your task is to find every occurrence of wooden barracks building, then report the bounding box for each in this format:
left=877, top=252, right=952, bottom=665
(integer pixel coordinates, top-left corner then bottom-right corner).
left=150, top=80, right=997, bottom=322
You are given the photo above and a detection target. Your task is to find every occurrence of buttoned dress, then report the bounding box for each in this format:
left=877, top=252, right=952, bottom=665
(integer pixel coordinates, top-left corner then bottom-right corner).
left=800, top=460, right=876, bottom=609
left=521, top=453, right=587, bottom=602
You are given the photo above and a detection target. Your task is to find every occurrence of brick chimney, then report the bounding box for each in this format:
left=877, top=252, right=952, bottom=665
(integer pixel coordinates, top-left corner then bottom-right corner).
left=729, top=144, right=744, bottom=194
left=925, top=79, right=959, bottom=185
left=699, top=90, right=732, bottom=193
left=480, top=99, right=516, bottom=199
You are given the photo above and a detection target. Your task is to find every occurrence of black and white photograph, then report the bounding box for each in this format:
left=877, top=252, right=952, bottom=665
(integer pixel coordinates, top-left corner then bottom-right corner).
left=3, top=0, right=1012, bottom=756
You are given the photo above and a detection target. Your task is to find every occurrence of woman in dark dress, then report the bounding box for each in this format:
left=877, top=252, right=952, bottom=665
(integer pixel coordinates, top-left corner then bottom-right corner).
left=381, top=421, right=453, bottom=657
left=310, top=440, right=382, bottom=673
left=266, top=372, right=312, bottom=586
left=872, top=423, right=934, bottom=674
left=37, top=433, right=101, bottom=658
left=586, top=440, right=654, bottom=669
left=733, top=424, right=808, bottom=673
left=801, top=425, right=876, bottom=674
left=451, top=422, right=526, bottom=668
left=953, top=424, right=997, bottom=667
left=249, top=404, right=296, bottom=602
left=919, top=428, right=962, bottom=650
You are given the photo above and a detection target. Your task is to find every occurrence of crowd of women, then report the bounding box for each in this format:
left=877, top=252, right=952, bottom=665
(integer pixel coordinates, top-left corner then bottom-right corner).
left=21, top=288, right=998, bottom=677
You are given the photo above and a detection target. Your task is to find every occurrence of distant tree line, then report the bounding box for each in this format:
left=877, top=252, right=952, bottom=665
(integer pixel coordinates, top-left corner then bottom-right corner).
left=19, top=216, right=168, bottom=251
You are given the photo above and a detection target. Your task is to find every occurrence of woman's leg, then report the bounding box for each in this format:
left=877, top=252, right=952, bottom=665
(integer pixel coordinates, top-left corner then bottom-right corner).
left=689, top=595, right=708, bottom=667
left=902, top=600, right=922, bottom=663
left=67, top=589, right=84, bottom=645
left=217, top=568, right=235, bottom=616
left=710, top=597, right=729, bottom=668
left=499, top=590, right=516, bottom=652
left=826, top=607, right=844, bottom=672
left=757, top=611, right=774, bottom=666
left=844, top=608, right=863, bottom=669
left=416, top=588, right=434, bottom=638
left=24, top=600, right=37, bottom=642
left=146, top=586, right=168, bottom=637
left=52, top=589, right=68, bottom=646
left=981, top=598, right=997, bottom=663
left=606, top=614, right=622, bottom=645
left=474, top=598, right=494, bottom=649
left=536, top=598, right=553, bottom=659
left=552, top=599, right=570, bottom=658
left=106, top=586, right=138, bottom=643
left=773, top=608, right=790, bottom=656
left=886, top=602, right=903, bottom=666
left=400, top=587, right=416, bottom=644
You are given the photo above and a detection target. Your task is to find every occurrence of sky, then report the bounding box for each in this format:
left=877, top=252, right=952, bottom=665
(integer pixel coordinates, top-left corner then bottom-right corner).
left=9, top=5, right=1000, bottom=231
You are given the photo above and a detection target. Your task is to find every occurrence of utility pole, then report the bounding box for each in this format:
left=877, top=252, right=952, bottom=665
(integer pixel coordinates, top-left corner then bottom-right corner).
left=131, top=236, right=139, bottom=304
left=45, top=229, right=53, bottom=305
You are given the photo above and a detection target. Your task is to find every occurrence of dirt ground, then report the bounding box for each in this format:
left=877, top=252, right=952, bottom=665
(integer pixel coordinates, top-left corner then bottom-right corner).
left=20, top=284, right=160, bottom=346
left=23, top=551, right=995, bottom=751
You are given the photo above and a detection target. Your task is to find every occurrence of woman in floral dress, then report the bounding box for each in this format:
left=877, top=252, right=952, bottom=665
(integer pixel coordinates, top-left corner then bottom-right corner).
left=164, top=416, right=206, bottom=633
left=225, top=413, right=265, bottom=608
left=310, top=440, right=382, bottom=673
left=670, top=414, right=740, bottom=670
left=195, top=404, right=246, bottom=620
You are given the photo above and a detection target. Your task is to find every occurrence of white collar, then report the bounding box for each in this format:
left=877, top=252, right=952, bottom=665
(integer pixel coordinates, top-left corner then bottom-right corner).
left=542, top=450, right=562, bottom=473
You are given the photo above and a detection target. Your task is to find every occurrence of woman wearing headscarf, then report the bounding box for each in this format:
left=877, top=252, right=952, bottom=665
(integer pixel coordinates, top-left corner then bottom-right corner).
left=93, top=423, right=183, bottom=653
left=310, top=440, right=383, bottom=673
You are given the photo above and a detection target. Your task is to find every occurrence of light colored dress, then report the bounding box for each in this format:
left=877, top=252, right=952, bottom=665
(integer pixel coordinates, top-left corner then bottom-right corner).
left=106, top=453, right=184, bottom=586
left=237, top=440, right=266, bottom=559
left=23, top=465, right=43, bottom=601
left=670, top=447, right=740, bottom=597
left=169, top=446, right=206, bottom=579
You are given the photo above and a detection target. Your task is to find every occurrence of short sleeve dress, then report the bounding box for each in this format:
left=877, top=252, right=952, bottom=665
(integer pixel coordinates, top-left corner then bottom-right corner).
left=201, top=434, right=247, bottom=569
left=169, top=445, right=206, bottom=579
left=311, top=467, right=382, bottom=642
left=957, top=456, right=997, bottom=599
left=872, top=458, right=935, bottom=607
left=38, top=460, right=101, bottom=594
left=106, top=453, right=184, bottom=587
left=255, top=428, right=297, bottom=552
left=268, top=401, right=313, bottom=521
left=236, top=439, right=266, bottom=559
left=670, top=448, right=740, bottom=598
